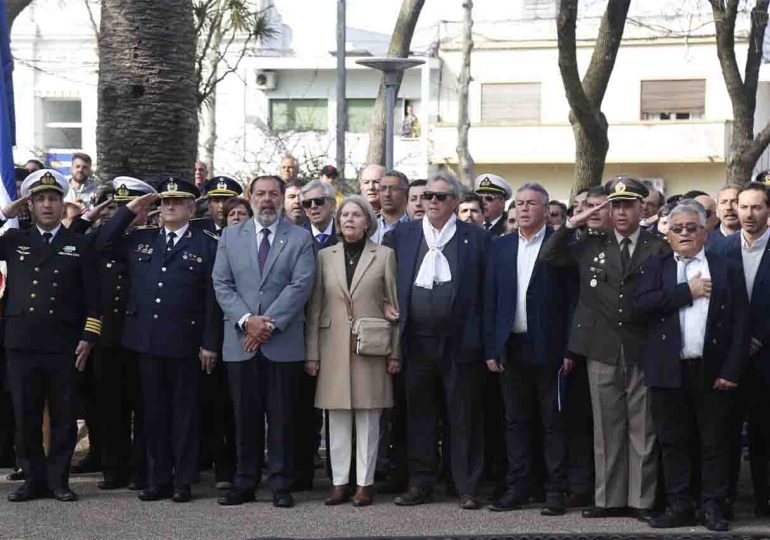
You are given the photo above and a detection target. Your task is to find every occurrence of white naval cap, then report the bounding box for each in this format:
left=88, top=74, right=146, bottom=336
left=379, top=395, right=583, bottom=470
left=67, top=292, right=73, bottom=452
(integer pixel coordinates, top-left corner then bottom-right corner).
left=20, top=169, right=69, bottom=198
left=474, top=173, right=512, bottom=199
left=111, top=176, right=157, bottom=202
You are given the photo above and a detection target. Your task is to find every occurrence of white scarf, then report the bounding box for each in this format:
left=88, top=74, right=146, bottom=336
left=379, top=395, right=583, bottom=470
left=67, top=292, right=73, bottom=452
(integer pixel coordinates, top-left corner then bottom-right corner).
left=415, top=215, right=457, bottom=289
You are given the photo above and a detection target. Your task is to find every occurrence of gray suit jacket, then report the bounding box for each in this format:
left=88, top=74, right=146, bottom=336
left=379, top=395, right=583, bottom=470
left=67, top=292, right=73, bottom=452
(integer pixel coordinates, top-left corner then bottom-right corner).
left=213, top=217, right=316, bottom=362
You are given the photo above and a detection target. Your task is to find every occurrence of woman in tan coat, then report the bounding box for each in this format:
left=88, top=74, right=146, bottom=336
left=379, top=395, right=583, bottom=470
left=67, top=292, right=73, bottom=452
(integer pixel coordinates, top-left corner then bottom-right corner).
left=305, top=195, right=400, bottom=507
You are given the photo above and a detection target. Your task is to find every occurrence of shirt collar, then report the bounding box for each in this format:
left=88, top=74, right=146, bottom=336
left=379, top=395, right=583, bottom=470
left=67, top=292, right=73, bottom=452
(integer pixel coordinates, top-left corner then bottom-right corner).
left=741, top=226, right=770, bottom=251
left=164, top=222, right=189, bottom=239
left=676, top=248, right=706, bottom=264
left=254, top=218, right=279, bottom=238
left=428, top=214, right=457, bottom=234
left=311, top=220, right=334, bottom=237
left=37, top=224, right=61, bottom=238
left=518, top=224, right=546, bottom=245
left=614, top=227, right=641, bottom=247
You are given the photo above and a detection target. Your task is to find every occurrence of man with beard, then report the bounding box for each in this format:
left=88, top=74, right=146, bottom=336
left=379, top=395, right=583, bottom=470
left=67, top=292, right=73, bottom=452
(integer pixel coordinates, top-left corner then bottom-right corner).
left=284, top=181, right=306, bottom=226
left=213, top=175, right=315, bottom=508
left=358, top=164, right=385, bottom=216
left=715, top=185, right=743, bottom=239
left=65, top=152, right=98, bottom=210
left=406, top=180, right=427, bottom=221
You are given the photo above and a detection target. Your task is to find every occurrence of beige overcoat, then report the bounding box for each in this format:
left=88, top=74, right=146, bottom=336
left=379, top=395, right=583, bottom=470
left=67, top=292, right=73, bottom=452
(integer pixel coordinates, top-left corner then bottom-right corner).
left=305, top=240, right=399, bottom=410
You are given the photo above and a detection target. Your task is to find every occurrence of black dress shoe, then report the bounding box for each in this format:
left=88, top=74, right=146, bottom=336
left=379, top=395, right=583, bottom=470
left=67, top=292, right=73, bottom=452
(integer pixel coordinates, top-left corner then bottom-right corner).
left=699, top=501, right=729, bottom=532
left=541, top=492, right=566, bottom=516
left=172, top=486, right=192, bottom=503
left=138, top=484, right=173, bottom=501
left=649, top=506, right=697, bottom=528
left=7, top=484, right=48, bottom=502
left=489, top=490, right=527, bottom=512
left=127, top=479, right=146, bottom=491
left=459, top=494, right=480, bottom=510
left=52, top=487, right=78, bottom=502
left=394, top=486, right=433, bottom=506
left=273, top=491, right=295, bottom=508
left=71, top=453, right=101, bottom=474
left=6, top=467, right=24, bottom=481
left=218, top=488, right=256, bottom=506
left=581, top=506, right=628, bottom=518
left=631, top=508, right=659, bottom=523
left=98, top=476, right=129, bottom=490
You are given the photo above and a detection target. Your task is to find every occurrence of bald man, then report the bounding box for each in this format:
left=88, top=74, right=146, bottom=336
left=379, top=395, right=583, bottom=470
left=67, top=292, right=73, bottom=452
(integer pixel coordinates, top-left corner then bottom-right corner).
left=358, top=164, right=385, bottom=214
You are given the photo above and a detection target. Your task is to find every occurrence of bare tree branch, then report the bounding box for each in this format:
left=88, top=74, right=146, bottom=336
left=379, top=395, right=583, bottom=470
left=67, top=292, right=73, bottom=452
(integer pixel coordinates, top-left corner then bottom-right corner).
left=582, top=0, right=631, bottom=107
left=6, top=0, right=34, bottom=27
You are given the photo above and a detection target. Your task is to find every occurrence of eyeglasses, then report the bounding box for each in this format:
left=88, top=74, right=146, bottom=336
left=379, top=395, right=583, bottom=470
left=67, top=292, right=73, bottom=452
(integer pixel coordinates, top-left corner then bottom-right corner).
left=301, top=197, right=327, bottom=209
left=481, top=194, right=501, bottom=202
left=422, top=191, right=454, bottom=202
left=669, top=223, right=702, bottom=234
left=377, top=185, right=406, bottom=194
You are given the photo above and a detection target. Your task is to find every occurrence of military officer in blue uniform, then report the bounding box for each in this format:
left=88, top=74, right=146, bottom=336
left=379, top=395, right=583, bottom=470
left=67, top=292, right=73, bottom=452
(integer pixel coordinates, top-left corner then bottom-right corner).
left=95, top=177, right=221, bottom=503
left=70, top=177, right=157, bottom=491
left=192, top=175, right=243, bottom=236
left=0, top=169, right=102, bottom=502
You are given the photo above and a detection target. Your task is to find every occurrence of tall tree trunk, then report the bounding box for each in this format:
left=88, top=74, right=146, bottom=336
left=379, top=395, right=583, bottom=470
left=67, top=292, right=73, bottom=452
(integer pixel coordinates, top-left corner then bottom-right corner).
left=557, top=0, right=630, bottom=193
left=6, top=0, right=34, bottom=28
left=456, top=0, right=474, bottom=188
left=199, top=26, right=222, bottom=174
left=365, top=0, right=425, bottom=166
left=97, top=0, right=198, bottom=182
left=710, top=0, right=770, bottom=184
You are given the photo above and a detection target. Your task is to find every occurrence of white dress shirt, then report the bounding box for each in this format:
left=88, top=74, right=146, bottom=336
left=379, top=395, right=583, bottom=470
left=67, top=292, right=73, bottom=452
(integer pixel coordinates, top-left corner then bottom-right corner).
left=163, top=223, right=189, bottom=247
left=513, top=225, right=546, bottom=333
left=741, top=227, right=770, bottom=300
left=614, top=227, right=641, bottom=258
left=677, top=248, right=710, bottom=359
left=37, top=224, right=62, bottom=241
left=311, top=220, right=334, bottom=241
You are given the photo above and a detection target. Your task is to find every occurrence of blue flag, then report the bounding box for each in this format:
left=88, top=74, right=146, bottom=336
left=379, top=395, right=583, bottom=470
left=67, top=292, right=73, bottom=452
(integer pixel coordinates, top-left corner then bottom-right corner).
left=0, top=4, right=17, bottom=206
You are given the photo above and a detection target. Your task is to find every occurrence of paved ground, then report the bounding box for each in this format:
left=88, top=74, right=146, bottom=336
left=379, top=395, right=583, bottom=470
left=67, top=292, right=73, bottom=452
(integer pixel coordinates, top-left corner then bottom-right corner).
left=1, top=470, right=769, bottom=539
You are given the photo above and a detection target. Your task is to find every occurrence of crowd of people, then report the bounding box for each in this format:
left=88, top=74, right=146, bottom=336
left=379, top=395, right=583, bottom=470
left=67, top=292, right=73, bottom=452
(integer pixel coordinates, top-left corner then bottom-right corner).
left=0, top=151, right=769, bottom=534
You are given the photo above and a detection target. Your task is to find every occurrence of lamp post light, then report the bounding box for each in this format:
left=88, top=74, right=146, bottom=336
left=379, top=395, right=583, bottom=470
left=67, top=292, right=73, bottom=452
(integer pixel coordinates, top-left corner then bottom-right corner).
left=356, top=57, right=425, bottom=170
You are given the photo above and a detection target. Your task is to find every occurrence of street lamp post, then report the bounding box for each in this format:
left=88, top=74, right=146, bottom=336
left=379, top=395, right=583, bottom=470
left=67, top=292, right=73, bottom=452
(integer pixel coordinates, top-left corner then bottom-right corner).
left=356, top=57, right=425, bottom=170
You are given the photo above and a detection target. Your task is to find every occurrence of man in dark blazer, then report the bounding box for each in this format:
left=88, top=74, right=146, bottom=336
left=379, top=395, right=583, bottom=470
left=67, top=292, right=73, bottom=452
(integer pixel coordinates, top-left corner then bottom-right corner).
left=635, top=199, right=749, bottom=531
left=0, top=169, right=102, bottom=502
left=715, top=182, right=770, bottom=517
left=385, top=173, right=489, bottom=510
left=95, top=178, right=222, bottom=503
left=484, top=182, right=573, bottom=515
left=539, top=177, right=669, bottom=520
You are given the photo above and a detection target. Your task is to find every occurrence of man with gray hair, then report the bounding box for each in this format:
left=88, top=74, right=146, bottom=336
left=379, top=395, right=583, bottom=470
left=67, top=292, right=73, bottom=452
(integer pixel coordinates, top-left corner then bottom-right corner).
left=301, top=180, right=337, bottom=251
left=372, top=169, right=409, bottom=244
left=386, top=172, right=490, bottom=509
left=635, top=199, right=748, bottom=531
left=484, top=182, right=572, bottom=516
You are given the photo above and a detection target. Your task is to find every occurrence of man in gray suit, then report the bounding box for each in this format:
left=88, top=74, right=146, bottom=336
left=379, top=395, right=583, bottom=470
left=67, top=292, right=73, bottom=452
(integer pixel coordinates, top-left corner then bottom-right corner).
left=213, top=175, right=316, bottom=508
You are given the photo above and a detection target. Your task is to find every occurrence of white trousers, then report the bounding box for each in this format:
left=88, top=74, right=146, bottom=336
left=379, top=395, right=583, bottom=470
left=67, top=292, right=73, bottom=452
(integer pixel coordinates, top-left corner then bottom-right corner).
left=327, top=408, right=382, bottom=487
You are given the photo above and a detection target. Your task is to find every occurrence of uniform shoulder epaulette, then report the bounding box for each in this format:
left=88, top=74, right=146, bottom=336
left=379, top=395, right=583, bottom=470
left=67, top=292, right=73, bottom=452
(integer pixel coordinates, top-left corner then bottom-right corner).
left=133, top=225, right=160, bottom=231
left=203, top=229, right=220, bottom=241
left=587, top=229, right=607, bottom=237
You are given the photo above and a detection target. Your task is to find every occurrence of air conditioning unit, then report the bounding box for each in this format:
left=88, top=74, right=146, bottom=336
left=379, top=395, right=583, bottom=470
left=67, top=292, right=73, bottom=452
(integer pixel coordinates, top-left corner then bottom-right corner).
left=255, top=70, right=277, bottom=91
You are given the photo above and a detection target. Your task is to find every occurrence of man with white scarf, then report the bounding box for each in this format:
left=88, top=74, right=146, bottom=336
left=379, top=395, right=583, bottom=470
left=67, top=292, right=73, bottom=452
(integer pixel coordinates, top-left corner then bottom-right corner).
left=384, top=173, right=490, bottom=510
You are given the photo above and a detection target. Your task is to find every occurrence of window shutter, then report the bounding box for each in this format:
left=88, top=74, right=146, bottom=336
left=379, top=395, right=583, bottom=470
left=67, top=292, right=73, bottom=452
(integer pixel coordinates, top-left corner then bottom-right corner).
left=481, top=83, right=541, bottom=123
left=640, top=80, right=706, bottom=115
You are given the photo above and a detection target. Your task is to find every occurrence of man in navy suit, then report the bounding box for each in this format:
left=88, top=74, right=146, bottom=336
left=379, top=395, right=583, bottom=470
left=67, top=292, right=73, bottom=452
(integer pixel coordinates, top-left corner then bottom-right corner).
left=301, top=180, right=338, bottom=251
left=635, top=199, right=749, bottom=531
left=385, top=173, right=489, bottom=510
left=484, top=183, right=572, bottom=515
left=716, top=182, right=770, bottom=516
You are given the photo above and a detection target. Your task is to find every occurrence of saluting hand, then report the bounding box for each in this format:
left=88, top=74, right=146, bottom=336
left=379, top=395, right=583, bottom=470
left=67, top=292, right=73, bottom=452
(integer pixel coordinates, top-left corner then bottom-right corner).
left=75, top=340, right=93, bottom=372
left=199, top=348, right=217, bottom=374
left=565, top=199, right=609, bottom=229
left=83, top=197, right=113, bottom=222
left=126, top=192, right=159, bottom=214
left=1, top=196, right=30, bottom=219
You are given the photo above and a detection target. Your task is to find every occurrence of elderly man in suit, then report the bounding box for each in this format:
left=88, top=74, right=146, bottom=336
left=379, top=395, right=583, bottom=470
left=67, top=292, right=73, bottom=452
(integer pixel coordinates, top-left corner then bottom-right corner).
left=540, top=177, right=669, bottom=521
left=385, top=172, right=489, bottom=510
left=213, top=175, right=316, bottom=508
left=716, top=182, right=770, bottom=517
left=302, top=179, right=338, bottom=251
left=635, top=199, right=749, bottom=531
left=484, top=182, right=573, bottom=515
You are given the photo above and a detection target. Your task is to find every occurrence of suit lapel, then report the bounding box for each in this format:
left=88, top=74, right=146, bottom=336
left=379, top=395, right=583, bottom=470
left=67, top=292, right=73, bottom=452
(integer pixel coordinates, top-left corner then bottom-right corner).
left=602, top=235, right=623, bottom=276
left=451, top=225, right=470, bottom=304
left=260, top=220, right=289, bottom=285
left=36, top=227, right=69, bottom=266
left=350, top=241, right=377, bottom=295
left=626, top=231, right=652, bottom=277
left=705, top=254, right=725, bottom=339
left=240, top=219, right=259, bottom=272
left=329, top=245, right=348, bottom=296
left=405, top=224, right=423, bottom=288
left=505, top=234, right=520, bottom=305
left=752, top=243, right=770, bottom=297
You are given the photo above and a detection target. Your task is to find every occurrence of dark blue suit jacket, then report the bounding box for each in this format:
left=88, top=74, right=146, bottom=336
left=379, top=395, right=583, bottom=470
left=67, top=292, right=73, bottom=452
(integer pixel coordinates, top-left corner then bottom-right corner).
left=634, top=250, right=749, bottom=389
left=385, top=219, right=489, bottom=363
left=716, top=231, right=770, bottom=384
left=705, top=226, right=728, bottom=252
left=483, top=228, right=573, bottom=366
left=304, top=220, right=338, bottom=251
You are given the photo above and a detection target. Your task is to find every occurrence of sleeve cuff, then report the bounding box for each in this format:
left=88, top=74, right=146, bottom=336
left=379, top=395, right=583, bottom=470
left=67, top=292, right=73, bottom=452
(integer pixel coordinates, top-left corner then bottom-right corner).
left=238, top=313, right=251, bottom=331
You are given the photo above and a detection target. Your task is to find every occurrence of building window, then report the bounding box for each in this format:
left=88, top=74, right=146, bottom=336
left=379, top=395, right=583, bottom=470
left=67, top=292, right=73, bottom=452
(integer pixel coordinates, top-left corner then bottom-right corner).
left=346, top=98, right=375, bottom=133
left=42, top=99, right=82, bottom=149
left=640, top=79, right=705, bottom=121
left=481, top=83, right=541, bottom=124
left=270, top=99, right=328, bottom=131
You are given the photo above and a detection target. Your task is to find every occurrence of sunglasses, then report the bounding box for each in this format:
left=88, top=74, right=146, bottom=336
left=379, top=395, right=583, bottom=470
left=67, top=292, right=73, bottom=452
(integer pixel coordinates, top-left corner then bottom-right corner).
left=481, top=194, right=501, bottom=202
left=301, top=197, right=327, bottom=209
left=669, top=223, right=702, bottom=234
left=422, top=191, right=454, bottom=202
